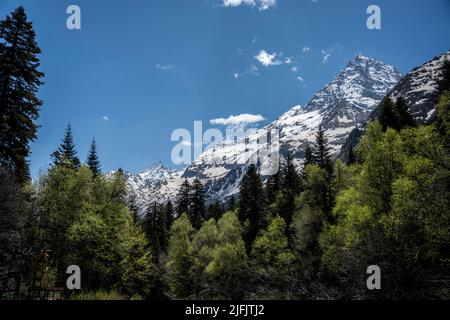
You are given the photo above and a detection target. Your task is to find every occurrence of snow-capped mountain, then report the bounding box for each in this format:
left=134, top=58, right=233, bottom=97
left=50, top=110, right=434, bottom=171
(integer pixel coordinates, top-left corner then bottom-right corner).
left=126, top=54, right=401, bottom=212
left=125, top=163, right=183, bottom=214
left=339, top=49, right=450, bottom=162
left=388, top=50, right=450, bottom=122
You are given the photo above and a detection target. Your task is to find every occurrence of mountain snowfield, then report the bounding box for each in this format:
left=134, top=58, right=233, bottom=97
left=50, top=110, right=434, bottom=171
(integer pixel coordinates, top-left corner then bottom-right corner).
left=389, top=50, right=450, bottom=122
left=339, top=50, right=450, bottom=162
left=125, top=54, right=405, bottom=214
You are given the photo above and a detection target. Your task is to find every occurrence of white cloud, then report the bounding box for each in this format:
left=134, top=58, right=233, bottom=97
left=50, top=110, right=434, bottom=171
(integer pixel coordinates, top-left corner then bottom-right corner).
left=156, top=64, right=174, bottom=71
left=255, top=50, right=279, bottom=66
left=210, top=113, right=265, bottom=126
left=291, top=66, right=298, bottom=73
left=255, top=50, right=293, bottom=67
left=102, top=116, right=109, bottom=121
left=222, top=0, right=276, bottom=11
left=302, top=46, right=311, bottom=54
left=297, top=76, right=304, bottom=82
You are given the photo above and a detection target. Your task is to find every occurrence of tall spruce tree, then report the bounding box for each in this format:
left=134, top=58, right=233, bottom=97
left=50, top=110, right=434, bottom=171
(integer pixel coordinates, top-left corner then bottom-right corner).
left=395, top=97, right=416, bottom=129
left=314, top=125, right=335, bottom=218
left=228, top=195, right=237, bottom=212
left=265, top=169, right=281, bottom=205
left=314, top=125, right=333, bottom=174
left=128, top=191, right=140, bottom=223
left=438, top=60, right=450, bottom=93
left=86, top=138, right=101, bottom=177
left=302, top=142, right=315, bottom=179
left=238, top=164, right=267, bottom=251
left=282, top=154, right=302, bottom=194
left=176, top=180, right=191, bottom=217
left=0, top=6, right=44, bottom=182
left=164, top=200, right=174, bottom=232
left=208, top=201, right=224, bottom=221
left=378, top=97, right=398, bottom=131
left=144, top=202, right=162, bottom=264
left=52, top=123, right=80, bottom=169
left=190, top=178, right=206, bottom=229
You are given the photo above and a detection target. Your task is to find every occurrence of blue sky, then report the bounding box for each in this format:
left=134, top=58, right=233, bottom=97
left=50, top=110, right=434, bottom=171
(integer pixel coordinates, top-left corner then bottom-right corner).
left=1, top=0, right=450, bottom=176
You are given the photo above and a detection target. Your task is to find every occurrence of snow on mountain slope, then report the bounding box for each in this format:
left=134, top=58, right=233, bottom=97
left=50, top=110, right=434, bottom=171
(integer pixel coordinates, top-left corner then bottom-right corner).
left=389, top=50, right=450, bottom=122
left=339, top=49, right=450, bottom=163
left=126, top=55, right=401, bottom=211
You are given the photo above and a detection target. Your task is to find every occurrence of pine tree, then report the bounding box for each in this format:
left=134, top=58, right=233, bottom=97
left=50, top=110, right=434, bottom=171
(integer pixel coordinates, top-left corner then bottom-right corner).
left=438, top=60, right=450, bottom=93
left=347, top=144, right=357, bottom=165
left=52, top=123, right=80, bottom=169
left=190, top=178, right=206, bottom=229
left=378, top=97, right=399, bottom=131
left=164, top=200, right=174, bottom=232
left=128, top=191, right=140, bottom=223
left=395, top=97, right=416, bottom=129
left=208, top=201, right=224, bottom=221
left=0, top=6, right=44, bottom=183
left=282, top=153, right=302, bottom=194
left=227, top=195, right=237, bottom=212
left=86, top=138, right=101, bottom=177
left=265, top=170, right=281, bottom=205
left=314, top=125, right=333, bottom=174
left=313, top=125, right=335, bottom=218
left=238, top=164, right=267, bottom=251
left=144, top=202, right=162, bottom=264
left=176, top=180, right=191, bottom=217
left=302, top=142, right=315, bottom=179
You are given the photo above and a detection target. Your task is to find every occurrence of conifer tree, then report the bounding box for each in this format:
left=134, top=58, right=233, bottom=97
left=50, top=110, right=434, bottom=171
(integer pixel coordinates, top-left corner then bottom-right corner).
left=378, top=97, right=398, bottom=131
left=314, top=125, right=335, bottom=218
left=438, top=60, right=450, bottom=93
left=144, top=202, right=162, bottom=263
left=265, top=170, right=281, bottom=205
left=314, top=125, right=332, bottom=173
left=87, top=138, right=101, bottom=177
left=52, top=123, right=80, bottom=170
left=128, top=191, right=140, bottom=223
left=190, top=178, right=206, bottom=229
left=0, top=6, right=44, bottom=182
left=164, top=200, right=174, bottom=231
left=395, top=97, right=416, bottom=129
left=208, top=201, right=224, bottom=221
left=227, top=195, right=237, bottom=212
left=176, top=180, right=191, bottom=217
left=238, top=164, right=267, bottom=251
left=302, top=142, right=315, bottom=179
left=347, top=144, right=357, bottom=165
left=282, top=154, right=302, bottom=194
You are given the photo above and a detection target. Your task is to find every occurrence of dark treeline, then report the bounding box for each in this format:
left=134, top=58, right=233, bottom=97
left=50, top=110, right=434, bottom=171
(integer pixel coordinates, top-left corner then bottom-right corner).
left=1, top=7, right=449, bottom=300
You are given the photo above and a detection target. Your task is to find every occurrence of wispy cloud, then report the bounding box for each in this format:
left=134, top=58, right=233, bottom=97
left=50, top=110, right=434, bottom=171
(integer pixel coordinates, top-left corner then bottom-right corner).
left=102, top=116, right=109, bottom=122
left=255, top=50, right=293, bottom=67
left=222, top=0, right=277, bottom=11
left=210, top=113, right=265, bottom=126
left=156, top=64, right=174, bottom=71
left=321, top=50, right=331, bottom=63
left=321, top=44, right=340, bottom=63
left=233, top=64, right=260, bottom=79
